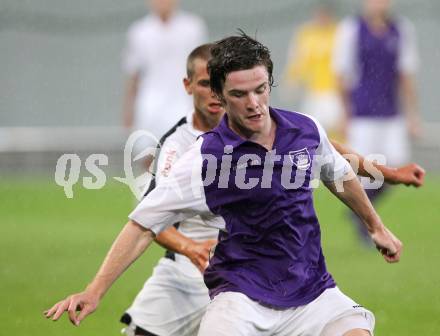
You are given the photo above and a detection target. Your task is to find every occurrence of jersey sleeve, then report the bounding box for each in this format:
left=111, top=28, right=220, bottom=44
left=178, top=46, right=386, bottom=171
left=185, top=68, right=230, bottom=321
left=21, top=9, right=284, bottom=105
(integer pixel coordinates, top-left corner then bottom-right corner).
left=155, top=136, right=185, bottom=184
left=333, top=17, right=358, bottom=87
left=397, top=17, right=419, bottom=75
left=122, top=24, right=143, bottom=76
left=311, top=117, right=352, bottom=182
left=194, top=17, right=209, bottom=46
left=129, top=138, right=211, bottom=235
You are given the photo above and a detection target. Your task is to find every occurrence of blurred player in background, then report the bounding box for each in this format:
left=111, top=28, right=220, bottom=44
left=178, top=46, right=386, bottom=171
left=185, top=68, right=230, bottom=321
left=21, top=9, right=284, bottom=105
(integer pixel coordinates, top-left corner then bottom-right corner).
left=333, top=0, right=421, bottom=244
left=282, top=2, right=343, bottom=139
left=122, top=0, right=207, bottom=167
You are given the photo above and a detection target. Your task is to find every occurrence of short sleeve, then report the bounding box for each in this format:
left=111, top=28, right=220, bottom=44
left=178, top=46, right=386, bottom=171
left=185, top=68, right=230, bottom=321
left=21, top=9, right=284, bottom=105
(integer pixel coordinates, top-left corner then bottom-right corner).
left=310, top=117, right=352, bottom=182
left=155, top=137, right=185, bottom=184
left=397, top=17, right=419, bottom=75
left=122, top=24, right=143, bottom=75
left=333, top=18, right=358, bottom=86
left=129, top=138, right=211, bottom=235
left=194, top=17, right=209, bottom=46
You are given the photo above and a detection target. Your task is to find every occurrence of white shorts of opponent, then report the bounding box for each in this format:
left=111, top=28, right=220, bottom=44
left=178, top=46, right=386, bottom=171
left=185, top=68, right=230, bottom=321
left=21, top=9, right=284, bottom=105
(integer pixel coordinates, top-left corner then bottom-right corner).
left=123, top=257, right=210, bottom=336
left=198, top=287, right=375, bottom=336
left=348, top=116, right=410, bottom=168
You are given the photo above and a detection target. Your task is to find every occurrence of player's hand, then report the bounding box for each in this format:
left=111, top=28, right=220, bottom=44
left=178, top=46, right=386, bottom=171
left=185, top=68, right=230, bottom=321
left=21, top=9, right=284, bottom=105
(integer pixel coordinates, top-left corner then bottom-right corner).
left=44, top=290, right=100, bottom=326
left=370, top=226, right=403, bottom=263
left=390, top=163, right=425, bottom=187
left=184, top=239, right=217, bottom=273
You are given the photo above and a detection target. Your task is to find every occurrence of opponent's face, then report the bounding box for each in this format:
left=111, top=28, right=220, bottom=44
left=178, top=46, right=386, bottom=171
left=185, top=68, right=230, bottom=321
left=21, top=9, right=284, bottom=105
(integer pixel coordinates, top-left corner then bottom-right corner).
left=149, top=0, right=178, bottom=19
left=364, top=0, right=392, bottom=16
left=221, top=65, right=270, bottom=137
left=184, top=58, right=224, bottom=129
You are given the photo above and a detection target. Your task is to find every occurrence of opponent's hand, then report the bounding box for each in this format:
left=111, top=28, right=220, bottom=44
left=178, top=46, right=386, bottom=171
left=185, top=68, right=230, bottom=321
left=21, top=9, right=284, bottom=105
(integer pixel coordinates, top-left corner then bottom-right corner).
left=183, top=239, right=217, bottom=273
left=390, top=163, right=425, bottom=187
left=44, top=290, right=100, bottom=326
left=370, top=226, right=403, bottom=263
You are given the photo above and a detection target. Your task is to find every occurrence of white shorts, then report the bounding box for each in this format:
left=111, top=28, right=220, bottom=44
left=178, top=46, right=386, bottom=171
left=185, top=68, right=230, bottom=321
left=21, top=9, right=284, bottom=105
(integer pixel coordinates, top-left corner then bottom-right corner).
left=301, top=92, right=343, bottom=133
left=124, top=257, right=210, bottom=336
left=348, top=116, right=410, bottom=167
left=198, top=287, right=374, bottom=336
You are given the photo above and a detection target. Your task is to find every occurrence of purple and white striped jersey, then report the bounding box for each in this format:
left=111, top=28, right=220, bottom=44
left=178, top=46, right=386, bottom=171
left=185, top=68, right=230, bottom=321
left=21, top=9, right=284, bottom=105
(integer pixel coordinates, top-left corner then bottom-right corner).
left=130, top=107, right=351, bottom=308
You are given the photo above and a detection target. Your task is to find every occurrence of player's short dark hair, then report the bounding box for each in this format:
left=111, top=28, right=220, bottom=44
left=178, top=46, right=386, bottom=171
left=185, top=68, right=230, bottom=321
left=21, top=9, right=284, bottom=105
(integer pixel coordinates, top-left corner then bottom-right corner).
left=186, top=43, right=214, bottom=79
left=208, top=31, right=274, bottom=97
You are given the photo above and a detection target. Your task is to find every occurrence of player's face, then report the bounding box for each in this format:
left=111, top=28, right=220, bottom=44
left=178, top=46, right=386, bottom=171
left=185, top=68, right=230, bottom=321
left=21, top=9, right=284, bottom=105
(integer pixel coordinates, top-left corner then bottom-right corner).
left=184, top=58, right=224, bottom=129
left=149, top=0, right=178, bottom=18
left=314, top=5, right=333, bottom=25
left=221, top=65, right=270, bottom=137
left=364, top=0, right=392, bottom=16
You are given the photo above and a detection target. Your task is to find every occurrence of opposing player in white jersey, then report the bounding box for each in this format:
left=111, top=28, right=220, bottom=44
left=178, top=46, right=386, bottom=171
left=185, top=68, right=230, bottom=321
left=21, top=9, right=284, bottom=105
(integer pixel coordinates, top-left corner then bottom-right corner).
left=120, top=44, right=223, bottom=336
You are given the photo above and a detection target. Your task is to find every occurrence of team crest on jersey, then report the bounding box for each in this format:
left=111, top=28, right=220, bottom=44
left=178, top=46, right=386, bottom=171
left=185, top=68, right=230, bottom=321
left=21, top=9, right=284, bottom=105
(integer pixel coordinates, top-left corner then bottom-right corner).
left=289, top=148, right=311, bottom=170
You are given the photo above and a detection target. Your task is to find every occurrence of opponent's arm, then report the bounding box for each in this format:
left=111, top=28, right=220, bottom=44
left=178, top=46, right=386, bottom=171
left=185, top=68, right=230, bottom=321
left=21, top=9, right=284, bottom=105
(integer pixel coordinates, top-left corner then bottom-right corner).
left=331, top=140, right=425, bottom=187
left=122, top=73, right=139, bottom=129
left=155, top=228, right=217, bottom=273
left=324, top=170, right=402, bottom=263
left=44, top=220, right=154, bottom=326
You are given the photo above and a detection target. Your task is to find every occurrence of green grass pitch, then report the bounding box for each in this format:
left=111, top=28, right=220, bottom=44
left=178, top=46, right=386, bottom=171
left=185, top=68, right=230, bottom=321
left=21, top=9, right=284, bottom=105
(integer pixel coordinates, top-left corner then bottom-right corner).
left=1, top=175, right=439, bottom=335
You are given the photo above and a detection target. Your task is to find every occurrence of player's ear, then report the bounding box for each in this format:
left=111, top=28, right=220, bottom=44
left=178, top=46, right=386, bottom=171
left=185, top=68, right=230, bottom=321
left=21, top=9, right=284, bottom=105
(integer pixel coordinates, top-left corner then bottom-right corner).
left=183, top=77, right=193, bottom=95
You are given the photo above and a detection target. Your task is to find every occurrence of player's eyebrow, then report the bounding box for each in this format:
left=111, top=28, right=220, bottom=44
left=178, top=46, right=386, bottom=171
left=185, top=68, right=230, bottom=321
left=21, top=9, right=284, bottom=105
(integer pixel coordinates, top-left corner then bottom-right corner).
left=227, top=82, right=267, bottom=95
left=255, top=82, right=267, bottom=91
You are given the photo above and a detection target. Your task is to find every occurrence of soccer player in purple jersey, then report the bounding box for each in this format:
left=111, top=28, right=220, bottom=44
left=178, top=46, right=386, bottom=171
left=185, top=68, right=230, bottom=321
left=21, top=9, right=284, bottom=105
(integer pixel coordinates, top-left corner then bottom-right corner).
left=119, top=44, right=423, bottom=336
left=333, top=0, right=421, bottom=244
left=46, top=35, right=409, bottom=335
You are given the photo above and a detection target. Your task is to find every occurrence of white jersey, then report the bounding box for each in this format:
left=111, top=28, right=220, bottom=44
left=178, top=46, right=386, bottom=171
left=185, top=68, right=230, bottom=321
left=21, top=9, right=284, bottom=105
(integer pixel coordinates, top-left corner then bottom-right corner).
left=123, top=116, right=217, bottom=336
left=154, top=115, right=220, bottom=244
left=123, top=11, right=207, bottom=138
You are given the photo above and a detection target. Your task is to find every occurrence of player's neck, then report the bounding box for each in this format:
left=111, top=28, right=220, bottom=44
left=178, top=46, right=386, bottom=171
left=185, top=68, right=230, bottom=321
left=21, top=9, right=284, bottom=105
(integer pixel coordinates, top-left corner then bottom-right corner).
left=156, top=11, right=175, bottom=23
left=364, top=12, right=390, bottom=33
left=230, top=116, right=276, bottom=151
left=252, top=117, right=276, bottom=151
left=192, top=110, right=219, bottom=132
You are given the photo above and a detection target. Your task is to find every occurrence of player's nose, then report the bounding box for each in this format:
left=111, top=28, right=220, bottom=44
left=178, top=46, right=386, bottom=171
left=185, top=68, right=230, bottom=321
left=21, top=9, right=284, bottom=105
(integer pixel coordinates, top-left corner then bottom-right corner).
left=246, top=92, right=259, bottom=109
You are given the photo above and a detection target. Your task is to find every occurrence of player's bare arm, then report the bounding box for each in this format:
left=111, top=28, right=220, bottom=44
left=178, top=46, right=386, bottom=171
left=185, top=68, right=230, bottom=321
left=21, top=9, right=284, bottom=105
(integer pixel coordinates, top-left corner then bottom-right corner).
left=399, top=73, right=421, bottom=138
left=44, top=220, right=154, bottom=326
left=324, top=169, right=402, bottom=263
left=155, top=227, right=217, bottom=273
left=122, top=72, right=140, bottom=129
left=331, top=140, right=425, bottom=187
left=335, top=76, right=352, bottom=137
